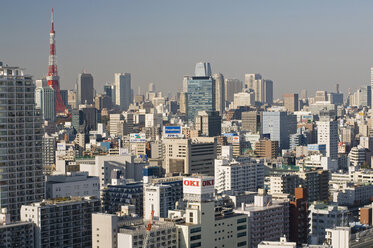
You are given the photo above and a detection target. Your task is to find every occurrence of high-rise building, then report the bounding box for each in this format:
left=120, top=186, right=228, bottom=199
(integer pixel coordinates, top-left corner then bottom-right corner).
left=254, top=139, right=279, bottom=159
left=163, top=137, right=216, bottom=175
left=21, top=197, right=101, bottom=248
left=233, top=91, right=255, bottom=108
left=114, top=73, right=131, bottom=111
left=263, top=79, right=273, bottom=104
left=179, top=92, right=188, bottom=115
left=195, top=62, right=211, bottom=76
left=224, top=79, right=243, bottom=105
left=371, top=67, right=373, bottom=108
left=242, top=111, right=262, bottom=133
left=185, top=76, right=215, bottom=121
left=245, top=73, right=263, bottom=102
left=46, top=8, right=68, bottom=115
left=76, top=73, right=94, bottom=105
left=317, top=119, right=338, bottom=160
left=212, top=73, right=225, bottom=115
left=0, top=64, right=44, bottom=221
left=35, top=86, right=56, bottom=122
left=289, top=187, right=309, bottom=245
left=214, top=157, right=264, bottom=194
left=262, top=111, right=297, bottom=150
left=194, top=110, right=221, bottom=137
left=283, top=93, right=299, bottom=112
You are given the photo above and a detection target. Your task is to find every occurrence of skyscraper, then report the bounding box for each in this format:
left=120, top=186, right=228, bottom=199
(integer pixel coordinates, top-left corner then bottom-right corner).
left=0, top=63, right=44, bottom=221
left=212, top=73, right=225, bottom=115
left=195, top=62, right=212, bottom=77
left=262, top=111, right=297, bottom=150
left=224, top=79, right=243, bottom=103
left=371, top=67, right=373, bottom=108
left=35, top=86, right=56, bottom=122
left=263, top=80, right=273, bottom=104
left=317, top=118, right=338, bottom=160
left=114, top=73, right=131, bottom=111
left=283, top=93, right=299, bottom=112
left=245, top=73, right=263, bottom=103
left=46, top=8, right=68, bottom=115
left=185, top=76, right=215, bottom=121
left=77, top=73, right=94, bottom=105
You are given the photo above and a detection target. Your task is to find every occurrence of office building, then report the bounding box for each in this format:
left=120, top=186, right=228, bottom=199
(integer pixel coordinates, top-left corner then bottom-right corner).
left=163, top=137, right=216, bottom=176
left=195, top=62, right=211, bottom=76
left=212, top=73, right=225, bottom=115
left=194, top=110, right=221, bottom=137
left=21, top=196, right=101, bottom=248
left=214, top=157, right=264, bottom=194
left=317, top=119, right=338, bottom=160
left=235, top=190, right=289, bottom=248
left=143, top=176, right=183, bottom=218
left=262, top=111, right=297, bottom=150
left=233, top=91, right=255, bottom=108
left=77, top=73, right=94, bottom=105
left=283, top=93, right=299, bottom=112
left=0, top=64, right=44, bottom=221
left=114, top=73, right=131, bottom=111
left=185, top=76, right=215, bottom=121
left=79, top=104, right=97, bottom=132
left=263, top=80, right=273, bottom=104
left=45, top=172, right=100, bottom=199
left=242, top=111, right=262, bottom=133
left=224, top=78, right=243, bottom=103
left=167, top=176, right=249, bottom=248
left=35, top=86, right=56, bottom=122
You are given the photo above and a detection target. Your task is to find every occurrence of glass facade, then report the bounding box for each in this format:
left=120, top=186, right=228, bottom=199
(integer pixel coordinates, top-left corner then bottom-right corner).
left=186, top=76, right=215, bottom=121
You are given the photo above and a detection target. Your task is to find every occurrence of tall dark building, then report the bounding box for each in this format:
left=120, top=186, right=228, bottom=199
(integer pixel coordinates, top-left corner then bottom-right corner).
left=77, top=73, right=94, bottom=105
left=195, top=110, right=221, bottom=137
left=289, top=187, right=309, bottom=245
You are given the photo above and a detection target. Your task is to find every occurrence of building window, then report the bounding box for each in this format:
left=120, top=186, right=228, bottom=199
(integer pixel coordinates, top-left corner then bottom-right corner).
left=237, top=241, right=247, bottom=247
left=190, top=235, right=201, bottom=241
left=237, top=218, right=246, bottom=224
left=191, top=242, right=201, bottom=248
left=237, top=232, right=246, bottom=238
left=237, top=225, right=246, bottom=231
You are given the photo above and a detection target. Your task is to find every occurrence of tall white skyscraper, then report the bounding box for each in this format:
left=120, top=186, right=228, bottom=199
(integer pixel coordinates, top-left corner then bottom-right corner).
left=114, top=73, right=131, bottom=111
left=0, top=63, right=44, bottom=221
left=212, top=73, right=225, bottom=115
left=245, top=73, right=263, bottom=102
left=195, top=62, right=212, bottom=77
left=35, top=86, right=56, bottom=122
left=317, top=119, right=338, bottom=160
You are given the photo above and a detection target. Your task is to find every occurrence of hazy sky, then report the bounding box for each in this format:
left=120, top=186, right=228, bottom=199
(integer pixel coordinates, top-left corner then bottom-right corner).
left=1, top=0, right=373, bottom=98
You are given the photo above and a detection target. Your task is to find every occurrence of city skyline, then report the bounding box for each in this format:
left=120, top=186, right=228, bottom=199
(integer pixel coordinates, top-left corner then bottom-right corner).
left=2, top=0, right=373, bottom=97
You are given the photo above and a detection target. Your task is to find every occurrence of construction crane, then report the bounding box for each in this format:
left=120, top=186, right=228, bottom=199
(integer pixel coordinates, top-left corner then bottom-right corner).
left=142, top=208, right=155, bottom=248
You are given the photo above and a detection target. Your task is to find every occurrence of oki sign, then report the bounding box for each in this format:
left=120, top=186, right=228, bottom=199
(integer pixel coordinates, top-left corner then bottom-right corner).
left=183, top=177, right=214, bottom=195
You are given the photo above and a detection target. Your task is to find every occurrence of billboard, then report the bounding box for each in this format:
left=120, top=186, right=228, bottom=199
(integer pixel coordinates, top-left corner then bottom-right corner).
left=130, top=133, right=146, bottom=143
left=183, top=177, right=214, bottom=195
left=163, top=126, right=183, bottom=138
left=232, top=136, right=240, bottom=144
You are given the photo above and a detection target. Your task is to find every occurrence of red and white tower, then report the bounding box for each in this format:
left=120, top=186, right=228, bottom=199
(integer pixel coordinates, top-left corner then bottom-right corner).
left=47, top=8, right=68, bottom=115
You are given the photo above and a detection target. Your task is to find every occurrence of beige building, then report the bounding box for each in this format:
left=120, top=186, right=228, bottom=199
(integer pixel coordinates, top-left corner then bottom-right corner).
left=163, top=138, right=216, bottom=176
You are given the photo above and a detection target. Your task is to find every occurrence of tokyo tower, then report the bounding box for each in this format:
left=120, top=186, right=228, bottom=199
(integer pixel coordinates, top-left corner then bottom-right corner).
left=46, top=8, right=68, bottom=115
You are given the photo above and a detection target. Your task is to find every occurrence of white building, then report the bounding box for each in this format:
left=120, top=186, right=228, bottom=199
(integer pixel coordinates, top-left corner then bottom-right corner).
left=258, top=236, right=296, bottom=248
left=348, top=146, right=366, bottom=166
left=317, top=120, right=338, bottom=160
left=308, top=203, right=348, bottom=245
left=268, top=174, right=300, bottom=195
left=167, top=176, right=249, bottom=248
left=214, top=157, right=264, bottom=194
left=332, top=182, right=373, bottom=206
left=324, top=227, right=350, bottom=248
left=143, top=177, right=183, bottom=218
left=114, top=73, right=131, bottom=111
left=233, top=91, right=255, bottom=108
left=234, top=190, right=289, bottom=248
left=45, top=172, right=100, bottom=199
